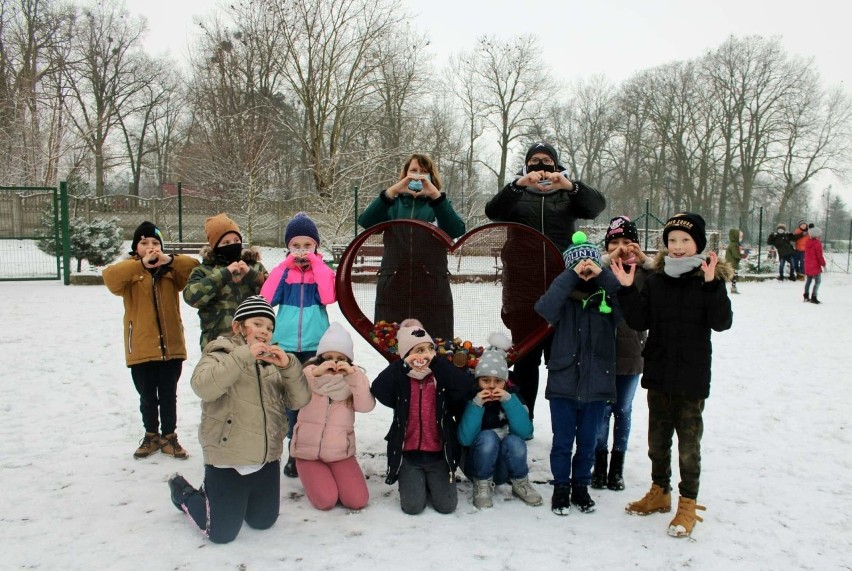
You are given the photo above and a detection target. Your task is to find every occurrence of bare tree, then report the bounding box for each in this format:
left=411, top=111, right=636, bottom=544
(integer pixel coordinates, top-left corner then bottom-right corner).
left=465, top=35, right=552, bottom=191
left=61, top=0, right=149, bottom=196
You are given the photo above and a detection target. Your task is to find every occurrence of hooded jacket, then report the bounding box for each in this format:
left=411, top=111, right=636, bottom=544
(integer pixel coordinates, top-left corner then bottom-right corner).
left=370, top=356, right=476, bottom=485
left=259, top=253, right=336, bottom=352
left=725, top=228, right=745, bottom=270
left=767, top=226, right=796, bottom=258
left=804, top=237, right=826, bottom=276
left=191, top=335, right=310, bottom=466
left=617, top=251, right=734, bottom=400
left=290, top=364, right=375, bottom=463
left=103, top=254, right=199, bottom=366
left=534, top=267, right=623, bottom=402
left=183, top=246, right=267, bottom=350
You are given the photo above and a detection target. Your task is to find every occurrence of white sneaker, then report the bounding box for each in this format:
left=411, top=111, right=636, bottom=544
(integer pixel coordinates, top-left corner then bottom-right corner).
left=511, top=477, right=543, bottom=506
left=472, top=478, right=495, bottom=509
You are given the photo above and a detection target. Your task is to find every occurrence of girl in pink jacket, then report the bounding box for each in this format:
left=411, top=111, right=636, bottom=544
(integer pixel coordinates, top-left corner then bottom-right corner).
left=290, top=322, right=376, bottom=510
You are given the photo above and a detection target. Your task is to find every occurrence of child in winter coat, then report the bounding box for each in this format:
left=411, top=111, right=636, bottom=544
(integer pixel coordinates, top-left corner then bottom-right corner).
left=592, top=216, right=653, bottom=492
left=767, top=223, right=797, bottom=281
left=457, top=332, right=542, bottom=509
left=291, top=323, right=375, bottom=510
left=611, top=212, right=733, bottom=538
left=534, top=231, right=623, bottom=516
left=371, top=319, right=476, bottom=515
left=168, top=296, right=310, bottom=544
left=103, top=221, right=199, bottom=460
left=803, top=226, right=826, bottom=304
left=183, top=213, right=268, bottom=350
left=725, top=228, right=746, bottom=294
left=260, top=212, right=336, bottom=478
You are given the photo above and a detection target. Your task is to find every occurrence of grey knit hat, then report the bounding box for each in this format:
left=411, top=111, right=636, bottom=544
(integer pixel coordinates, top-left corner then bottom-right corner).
left=474, top=332, right=512, bottom=382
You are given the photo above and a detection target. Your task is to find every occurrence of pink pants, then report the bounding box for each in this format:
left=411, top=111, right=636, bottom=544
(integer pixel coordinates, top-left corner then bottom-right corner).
left=295, top=456, right=369, bottom=511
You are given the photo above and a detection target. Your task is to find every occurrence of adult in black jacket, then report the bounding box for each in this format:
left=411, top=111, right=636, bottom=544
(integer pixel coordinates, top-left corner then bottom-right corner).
left=485, top=142, right=606, bottom=418
left=767, top=223, right=797, bottom=281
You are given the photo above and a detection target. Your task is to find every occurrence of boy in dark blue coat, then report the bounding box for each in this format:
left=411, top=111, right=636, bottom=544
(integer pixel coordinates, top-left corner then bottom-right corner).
left=534, top=232, right=622, bottom=516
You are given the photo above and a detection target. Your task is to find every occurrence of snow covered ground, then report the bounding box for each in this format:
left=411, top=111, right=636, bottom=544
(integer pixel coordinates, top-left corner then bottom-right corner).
left=1, top=267, right=850, bottom=570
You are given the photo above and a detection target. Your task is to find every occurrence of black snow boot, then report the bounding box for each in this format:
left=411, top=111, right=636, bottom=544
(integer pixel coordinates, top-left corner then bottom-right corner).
left=283, top=455, right=298, bottom=478
left=607, top=451, right=626, bottom=491
left=551, top=484, right=571, bottom=516
left=168, top=473, right=197, bottom=511
left=591, top=450, right=608, bottom=489
left=570, top=485, right=596, bottom=513
left=810, top=296, right=821, bottom=304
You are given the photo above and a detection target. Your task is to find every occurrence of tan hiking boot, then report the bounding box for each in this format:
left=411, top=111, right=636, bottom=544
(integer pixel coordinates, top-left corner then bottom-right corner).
left=160, top=433, right=188, bottom=459
left=625, top=484, right=671, bottom=515
left=668, top=496, right=706, bottom=537
left=133, top=432, right=161, bottom=459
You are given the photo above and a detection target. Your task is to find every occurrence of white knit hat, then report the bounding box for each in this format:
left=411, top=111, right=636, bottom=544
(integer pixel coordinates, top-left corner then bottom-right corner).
left=474, top=332, right=512, bottom=381
left=316, top=322, right=354, bottom=361
left=396, top=318, right=433, bottom=358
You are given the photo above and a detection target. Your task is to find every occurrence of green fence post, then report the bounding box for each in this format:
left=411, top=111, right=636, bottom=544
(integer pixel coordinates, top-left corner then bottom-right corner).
left=353, top=181, right=360, bottom=240
left=644, top=198, right=650, bottom=251
left=59, top=181, right=71, bottom=285
left=757, top=206, right=763, bottom=273
left=177, top=181, right=183, bottom=242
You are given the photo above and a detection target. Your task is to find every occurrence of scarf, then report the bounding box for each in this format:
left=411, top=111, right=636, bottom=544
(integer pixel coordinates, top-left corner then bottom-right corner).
left=407, top=366, right=433, bottom=380
left=310, top=373, right=352, bottom=402
left=663, top=254, right=705, bottom=278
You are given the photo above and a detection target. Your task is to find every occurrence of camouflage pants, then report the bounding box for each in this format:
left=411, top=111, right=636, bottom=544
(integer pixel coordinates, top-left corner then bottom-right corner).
left=647, top=389, right=705, bottom=499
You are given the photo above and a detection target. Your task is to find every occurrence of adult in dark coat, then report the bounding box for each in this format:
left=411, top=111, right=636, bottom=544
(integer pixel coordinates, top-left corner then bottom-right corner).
left=358, top=154, right=465, bottom=340
left=767, top=223, right=796, bottom=281
left=485, top=142, right=606, bottom=418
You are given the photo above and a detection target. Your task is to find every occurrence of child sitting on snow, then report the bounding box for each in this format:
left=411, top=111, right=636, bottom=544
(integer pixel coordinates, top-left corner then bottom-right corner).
left=457, top=332, right=542, bottom=509
left=370, top=319, right=476, bottom=515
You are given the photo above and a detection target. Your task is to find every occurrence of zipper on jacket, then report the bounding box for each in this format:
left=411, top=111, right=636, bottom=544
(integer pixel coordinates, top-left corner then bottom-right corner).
left=297, top=270, right=305, bottom=352
left=150, top=272, right=167, bottom=360
left=317, top=397, right=333, bottom=458
left=438, top=386, right=453, bottom=483
left=255, top=362, right=269, bottom=460
left=128, top=321, right=133, bottom=354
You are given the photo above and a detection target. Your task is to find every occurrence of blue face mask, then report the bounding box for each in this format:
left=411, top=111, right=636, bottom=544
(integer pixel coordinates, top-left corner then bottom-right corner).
left=408, top=174, right=431, bottom=191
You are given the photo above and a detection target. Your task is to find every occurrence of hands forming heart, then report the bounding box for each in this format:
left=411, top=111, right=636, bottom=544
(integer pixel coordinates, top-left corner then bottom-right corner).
left=574, top=259, right=602, bottom=280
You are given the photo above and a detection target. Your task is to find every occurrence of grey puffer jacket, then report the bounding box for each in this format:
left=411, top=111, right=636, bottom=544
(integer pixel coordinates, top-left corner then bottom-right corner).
left=191, top=335, right=311, bottom=466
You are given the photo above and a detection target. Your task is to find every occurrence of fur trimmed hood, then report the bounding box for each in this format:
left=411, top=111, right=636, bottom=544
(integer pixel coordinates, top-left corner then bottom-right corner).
left=199, top=244, right=262, bottom=265
left=651, top=249, right=735, bottom=282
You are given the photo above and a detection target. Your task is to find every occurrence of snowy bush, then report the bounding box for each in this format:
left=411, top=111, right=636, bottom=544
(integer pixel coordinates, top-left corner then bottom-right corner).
left=37, top=215, right=125, bottom=271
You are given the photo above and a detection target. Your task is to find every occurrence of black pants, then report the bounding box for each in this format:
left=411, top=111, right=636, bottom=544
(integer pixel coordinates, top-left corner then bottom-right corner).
left=130, top=359, right=182, bottom=435
left=182, top=461, right=281, bottom=544
left=510, top=335, right=552, bottom=419
left=397, top=453, right=457, bottom=515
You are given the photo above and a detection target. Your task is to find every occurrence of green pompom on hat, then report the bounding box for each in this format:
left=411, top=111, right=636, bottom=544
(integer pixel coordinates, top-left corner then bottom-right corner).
left=562, top=231, right=601, bottom=269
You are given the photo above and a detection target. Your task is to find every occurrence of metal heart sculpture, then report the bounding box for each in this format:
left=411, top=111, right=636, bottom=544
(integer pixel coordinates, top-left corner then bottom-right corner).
left=335, top=219, right=564, bottom=368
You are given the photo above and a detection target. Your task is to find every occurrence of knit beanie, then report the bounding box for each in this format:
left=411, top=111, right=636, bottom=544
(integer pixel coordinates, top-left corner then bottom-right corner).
left=284, top=212, right=320, bottom=248
left=130, top=221, right=163, bottom=255
left=809, top=226, right=822, bottom=238
left=662, top=212, right=707, bottom=254
left=315, top=322, right=355, bottom=361
left=474, top=332, right=511, bottom=382
left=204, top=213, right=242, bottom=248
left=604, top=215, right=639, bottom=247
left=396, top=318, right=433, bottom=358
left=562, top=231, right=602, bottom=269
left=232, top=295, right=276, bottom=327
left=525, top=141, right=558, bottom=165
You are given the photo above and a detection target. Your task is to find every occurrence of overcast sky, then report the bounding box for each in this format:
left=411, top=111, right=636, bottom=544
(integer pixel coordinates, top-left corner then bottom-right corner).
left=128, top=0, right=851, bottom=207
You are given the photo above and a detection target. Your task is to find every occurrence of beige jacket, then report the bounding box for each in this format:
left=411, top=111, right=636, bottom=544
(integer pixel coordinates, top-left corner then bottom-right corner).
left=191, top=335, right=311, bottom=466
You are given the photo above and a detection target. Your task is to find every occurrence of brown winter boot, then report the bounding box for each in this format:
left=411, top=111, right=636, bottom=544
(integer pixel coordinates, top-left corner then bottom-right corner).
left=625, top=483, right=671, bottom=515
left=133, top=432, right=161, bottom=459
left=668, top=496, right=706, bottom=537
left=160, top=433, right=188, bottom=459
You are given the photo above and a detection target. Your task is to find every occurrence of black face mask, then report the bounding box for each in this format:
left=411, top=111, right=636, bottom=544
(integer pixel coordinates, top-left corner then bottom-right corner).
left=526, top=162, right=556, bottom=174
left=215, top=243, right=242, bottom=264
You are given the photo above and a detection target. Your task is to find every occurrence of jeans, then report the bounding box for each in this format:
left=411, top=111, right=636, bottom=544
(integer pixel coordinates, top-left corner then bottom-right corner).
left=794, top=251, right=805, bottom=274
left=596, top=374, right=641, bottom=453
left=779, top=254, right=796, bottom=279
left=181, top=461, right=280, bottom=544
left=463, top=431, right=528, bottom=484
left=804, top=274, right=822, bottom=298
left=286, top=350, right=316, bottom=439
left=130, top=359, right=182, bottom=435
left=549, top=398, right=606, bottom=487
left=647, top=390, right=704, bottom=499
